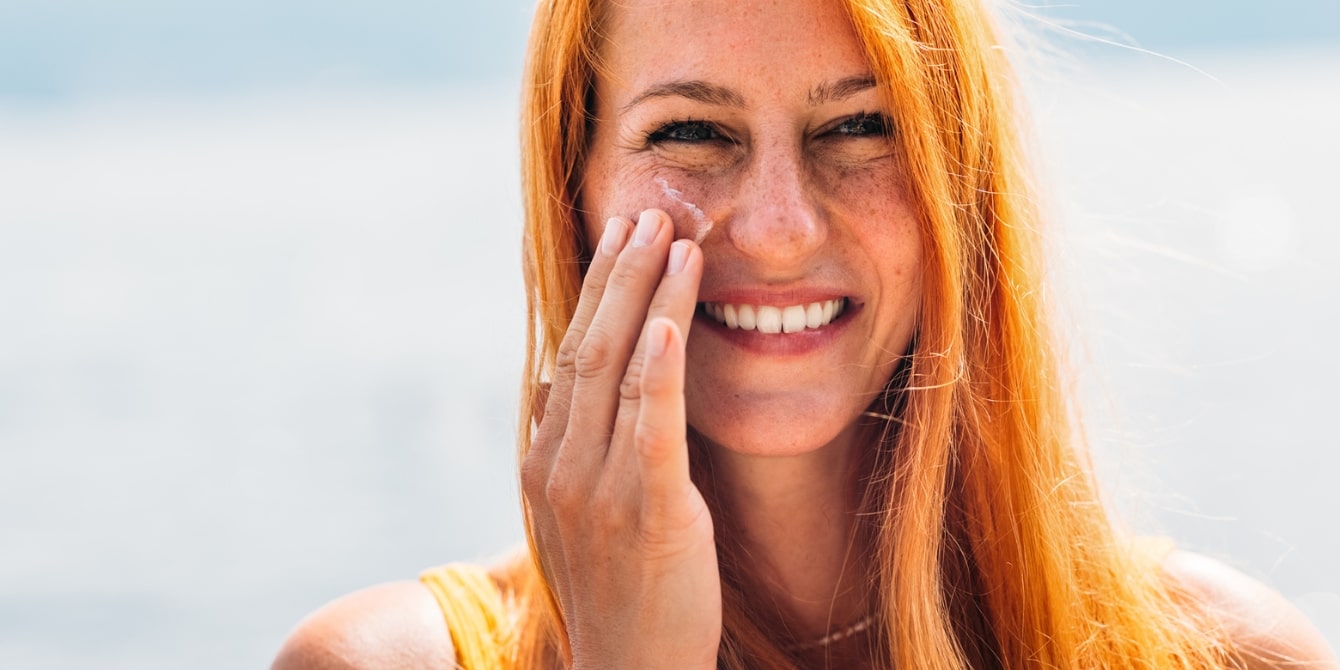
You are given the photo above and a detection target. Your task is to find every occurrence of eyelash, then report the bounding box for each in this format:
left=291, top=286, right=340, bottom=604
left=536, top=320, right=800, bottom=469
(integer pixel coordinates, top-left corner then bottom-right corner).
left=643, top=112, right=892, bottom=146
left=645, top=118, right=725, bottom=144
left=832, top=112, right=891, bottom=138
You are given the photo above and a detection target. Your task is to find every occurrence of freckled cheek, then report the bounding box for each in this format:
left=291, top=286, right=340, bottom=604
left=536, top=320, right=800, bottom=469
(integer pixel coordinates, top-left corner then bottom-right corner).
left=579, top=160, right=657, bottom=247
left=824, top=163, right=924, bottom=300
left=596, top=168, right=731, bottom=242
left=819, top=164, right=914, bottom=231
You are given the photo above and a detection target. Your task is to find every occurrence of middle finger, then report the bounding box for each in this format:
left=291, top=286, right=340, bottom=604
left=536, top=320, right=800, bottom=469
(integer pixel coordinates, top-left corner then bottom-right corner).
left=554, top=209, right=678, bottom=476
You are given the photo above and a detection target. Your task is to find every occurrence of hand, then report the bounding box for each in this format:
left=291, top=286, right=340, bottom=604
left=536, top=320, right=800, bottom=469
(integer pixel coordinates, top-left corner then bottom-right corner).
left=521, top=208, right=720, bottom=669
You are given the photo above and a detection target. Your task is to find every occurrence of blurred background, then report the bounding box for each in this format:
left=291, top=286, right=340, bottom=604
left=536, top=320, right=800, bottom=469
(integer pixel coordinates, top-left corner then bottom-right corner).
left=0, top=1, right=1336, bottom=667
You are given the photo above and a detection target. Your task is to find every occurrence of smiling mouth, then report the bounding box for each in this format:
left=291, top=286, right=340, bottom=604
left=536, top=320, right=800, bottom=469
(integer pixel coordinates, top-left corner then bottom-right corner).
left=699, top=298, right=849, bottom=334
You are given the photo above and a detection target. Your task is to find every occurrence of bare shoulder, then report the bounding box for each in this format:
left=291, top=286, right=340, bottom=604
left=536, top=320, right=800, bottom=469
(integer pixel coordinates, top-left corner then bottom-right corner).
left=271, top=580, right=453, bottom=670
left=1162, top=549, right=1338, bottom=669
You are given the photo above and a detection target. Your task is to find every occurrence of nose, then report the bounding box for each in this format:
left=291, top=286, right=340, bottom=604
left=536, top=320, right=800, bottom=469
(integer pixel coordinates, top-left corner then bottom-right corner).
left=724, top=143, right=827, bottom=268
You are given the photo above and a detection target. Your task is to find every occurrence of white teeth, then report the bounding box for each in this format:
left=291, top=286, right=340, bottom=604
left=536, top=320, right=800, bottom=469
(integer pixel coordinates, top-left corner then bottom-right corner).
left=701, top=298, right=847, bottom=333
left=805, top=302, right=823, bottom=329
left=757, top=306, right=782, bottom=334
left=737, top=304, right=757, bottom=330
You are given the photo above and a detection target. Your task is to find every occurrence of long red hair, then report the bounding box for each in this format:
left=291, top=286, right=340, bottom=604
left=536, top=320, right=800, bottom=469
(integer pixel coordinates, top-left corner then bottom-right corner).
left=510, top=0, right=1237, bottom=667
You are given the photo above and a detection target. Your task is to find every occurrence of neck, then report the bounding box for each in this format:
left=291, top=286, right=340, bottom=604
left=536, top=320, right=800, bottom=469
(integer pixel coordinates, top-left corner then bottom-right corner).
left=702, top=423, right=873, bottom=640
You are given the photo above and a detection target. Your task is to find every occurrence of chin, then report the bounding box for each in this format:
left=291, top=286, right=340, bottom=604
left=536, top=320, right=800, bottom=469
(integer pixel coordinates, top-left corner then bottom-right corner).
left=686, top=396, right=860, bottom=458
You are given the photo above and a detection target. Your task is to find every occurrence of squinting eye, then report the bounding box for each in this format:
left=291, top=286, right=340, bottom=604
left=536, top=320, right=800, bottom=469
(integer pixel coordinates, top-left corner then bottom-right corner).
left=648, top=120, right=722, bottom=143
left=833, top=113, right=891, bottom=137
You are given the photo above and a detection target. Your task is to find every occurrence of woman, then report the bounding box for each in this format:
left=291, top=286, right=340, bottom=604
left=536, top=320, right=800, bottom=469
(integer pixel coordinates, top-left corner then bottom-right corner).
left=274, top=0, right=1336, bottom=667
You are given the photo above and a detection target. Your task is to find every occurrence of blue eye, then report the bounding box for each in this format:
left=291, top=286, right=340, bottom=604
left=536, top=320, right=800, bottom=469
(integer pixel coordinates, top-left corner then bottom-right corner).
left=833, top=113, right=890, bottom=137
left=648, top=120, right=722, bottom=143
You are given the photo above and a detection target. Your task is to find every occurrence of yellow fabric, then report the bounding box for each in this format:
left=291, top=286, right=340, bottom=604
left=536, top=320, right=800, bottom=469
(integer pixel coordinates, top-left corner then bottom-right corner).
left=420, top=563, right=512, bottom=670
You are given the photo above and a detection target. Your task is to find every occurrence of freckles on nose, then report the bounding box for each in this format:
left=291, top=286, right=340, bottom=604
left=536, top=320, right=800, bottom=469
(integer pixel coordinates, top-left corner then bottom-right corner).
left=727, top=189, right=827, bottom=260
left=719, top=145, right=830, bottom=261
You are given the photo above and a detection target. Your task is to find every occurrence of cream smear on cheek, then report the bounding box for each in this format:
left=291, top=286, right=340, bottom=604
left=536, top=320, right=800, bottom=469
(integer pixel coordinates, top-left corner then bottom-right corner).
left=655, top=176, right=714, bottom=244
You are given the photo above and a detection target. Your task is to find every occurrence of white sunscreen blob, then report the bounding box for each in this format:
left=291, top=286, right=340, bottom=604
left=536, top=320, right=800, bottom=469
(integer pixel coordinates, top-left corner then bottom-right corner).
left=655, top=176, right=714, bottom=244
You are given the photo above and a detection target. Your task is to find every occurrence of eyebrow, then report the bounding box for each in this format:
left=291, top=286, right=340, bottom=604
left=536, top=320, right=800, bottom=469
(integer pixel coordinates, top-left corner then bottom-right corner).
left=620, top=74, right=879, bottom=113
left=807, top=74, right=878, bottom=106
left=621, top=80, right=746, bottom=113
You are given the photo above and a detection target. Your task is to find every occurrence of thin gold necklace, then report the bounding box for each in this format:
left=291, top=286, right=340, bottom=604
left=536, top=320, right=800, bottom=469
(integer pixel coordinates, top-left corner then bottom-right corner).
left=786, top=613, right=877, bottom=651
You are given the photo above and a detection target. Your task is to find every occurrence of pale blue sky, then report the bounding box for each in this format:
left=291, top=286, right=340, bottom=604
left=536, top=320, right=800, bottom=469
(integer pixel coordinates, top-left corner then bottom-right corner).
left=1, top=0, right=1336, bottom=101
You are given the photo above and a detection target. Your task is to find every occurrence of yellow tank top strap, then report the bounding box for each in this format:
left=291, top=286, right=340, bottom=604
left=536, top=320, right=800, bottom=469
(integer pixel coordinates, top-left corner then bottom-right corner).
left=419, top=563, right=513, bottom=670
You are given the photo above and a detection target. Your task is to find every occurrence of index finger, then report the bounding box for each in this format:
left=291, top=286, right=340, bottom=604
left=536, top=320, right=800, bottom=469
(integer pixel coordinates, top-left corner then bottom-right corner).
left=532, top=216, right=630, bottom=443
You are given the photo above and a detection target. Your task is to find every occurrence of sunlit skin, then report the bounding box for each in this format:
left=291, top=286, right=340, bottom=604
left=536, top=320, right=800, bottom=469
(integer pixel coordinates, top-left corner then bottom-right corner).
left=575, top=0, right=921, bottom=646
left=579, top=0, right=922, bottom=461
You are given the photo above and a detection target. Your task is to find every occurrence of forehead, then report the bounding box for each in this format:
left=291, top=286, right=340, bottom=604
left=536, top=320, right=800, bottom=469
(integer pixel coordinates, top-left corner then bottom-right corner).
left=596, top=0, right=872, bottom=103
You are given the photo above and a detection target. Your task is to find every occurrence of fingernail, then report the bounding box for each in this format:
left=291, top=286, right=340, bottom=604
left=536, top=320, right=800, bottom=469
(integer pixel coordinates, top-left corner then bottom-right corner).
left=647, top=319, right=671, bottom=358
left=601, top=218, right=628, bottom=255
left=632, top=210, right=659, bottom=247
left=667, top=240, right=688, bottom=275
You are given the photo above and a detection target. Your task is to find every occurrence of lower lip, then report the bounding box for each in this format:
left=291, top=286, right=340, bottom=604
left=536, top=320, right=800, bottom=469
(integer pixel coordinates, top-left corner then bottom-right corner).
left=692, top=302, right=860, bottom=356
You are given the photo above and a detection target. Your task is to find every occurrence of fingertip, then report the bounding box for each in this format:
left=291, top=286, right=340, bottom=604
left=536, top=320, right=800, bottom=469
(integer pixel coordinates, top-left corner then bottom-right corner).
left=667, top=240, right=690, bottom=275
left=599, top=216, right=630, bottom=256
left=640, top=207, right=672, bottom=223
left=646, top=317, right=679, bottom=360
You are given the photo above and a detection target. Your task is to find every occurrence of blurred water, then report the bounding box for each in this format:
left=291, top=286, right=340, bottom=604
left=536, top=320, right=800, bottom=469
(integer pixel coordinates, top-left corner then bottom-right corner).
left=1, top=51, right=1337, bottom=667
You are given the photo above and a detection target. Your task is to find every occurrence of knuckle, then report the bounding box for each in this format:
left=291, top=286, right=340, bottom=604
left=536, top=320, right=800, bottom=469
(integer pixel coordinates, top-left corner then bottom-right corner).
left=519, top=451, right=549, bottom=498
left=574, top=331, right=617, bottom=381
left=544, top=472, right=582, bottom=514
left=638, top=362, right=672, bottom=396
left=634, top=425, right=668, bottom=465
left=607, top=256, right=644, bottom=290
left=555, top=330, right=584, bottom=372
left=543, top=444, right=586, bottom=510
left=619, top=358, right=646, bottom=403
left=581, top=264, right=611, bottom=295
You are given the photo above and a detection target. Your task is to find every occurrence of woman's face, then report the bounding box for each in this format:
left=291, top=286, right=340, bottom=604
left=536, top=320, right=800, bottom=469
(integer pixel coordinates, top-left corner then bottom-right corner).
left=579, top=0, right=922, bottom=457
